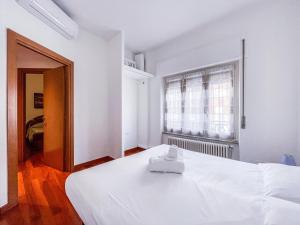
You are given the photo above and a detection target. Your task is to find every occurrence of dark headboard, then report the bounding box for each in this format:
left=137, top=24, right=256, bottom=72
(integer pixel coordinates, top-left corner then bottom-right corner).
left=25, top=115, right=44, bottom=132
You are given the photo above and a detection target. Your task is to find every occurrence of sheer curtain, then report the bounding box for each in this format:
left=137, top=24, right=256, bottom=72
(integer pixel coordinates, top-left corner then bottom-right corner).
left=165, top=79, right=182, bottom=132
left=164, top=62, right=237, bottom=140
left=182, top=74, right=205, bottom=135
left=207, top=68, right=234, bottom=139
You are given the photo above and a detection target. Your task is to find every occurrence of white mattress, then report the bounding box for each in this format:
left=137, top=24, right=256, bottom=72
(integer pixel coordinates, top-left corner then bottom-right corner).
left=65, top=145, right=281, bottom=225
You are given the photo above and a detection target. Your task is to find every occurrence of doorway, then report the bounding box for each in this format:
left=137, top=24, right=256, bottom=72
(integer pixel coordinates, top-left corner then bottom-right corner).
left=6, top=29, right=74, bottom=211
left=18, top=68, right=48, bottom=163
left=18, top=66, right=66, bottom=171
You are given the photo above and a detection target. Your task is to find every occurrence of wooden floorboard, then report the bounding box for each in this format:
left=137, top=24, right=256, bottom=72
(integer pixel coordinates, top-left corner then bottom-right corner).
left=0, top=153, right=112, bottom=225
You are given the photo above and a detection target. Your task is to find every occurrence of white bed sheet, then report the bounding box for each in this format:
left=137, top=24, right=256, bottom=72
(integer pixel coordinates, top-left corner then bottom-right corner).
left=66, top=145, right=266, bottom=225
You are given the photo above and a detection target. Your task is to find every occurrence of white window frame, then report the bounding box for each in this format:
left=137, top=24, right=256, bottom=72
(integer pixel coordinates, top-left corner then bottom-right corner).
left=162, top=61, right=239, bottom=143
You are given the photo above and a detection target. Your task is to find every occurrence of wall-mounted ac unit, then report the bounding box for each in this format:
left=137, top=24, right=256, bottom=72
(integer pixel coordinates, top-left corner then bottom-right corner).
left=16, top=0, right=79, bottom=40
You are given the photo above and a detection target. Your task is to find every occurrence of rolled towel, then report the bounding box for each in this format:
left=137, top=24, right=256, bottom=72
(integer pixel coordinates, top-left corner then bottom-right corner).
left=165, top=145, right=178, bottom=161
left=148, top=155, right=185, bottom=174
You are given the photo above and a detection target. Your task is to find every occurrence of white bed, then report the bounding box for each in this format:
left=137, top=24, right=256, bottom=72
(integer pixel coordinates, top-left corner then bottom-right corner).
left=66, top=144, right=300, bottom=225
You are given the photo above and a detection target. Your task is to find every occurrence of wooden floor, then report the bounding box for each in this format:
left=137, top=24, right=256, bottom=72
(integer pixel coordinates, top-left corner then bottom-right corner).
left=0, top=148, right=145, bottom=225
left=0, top=153, right=111, bottom=225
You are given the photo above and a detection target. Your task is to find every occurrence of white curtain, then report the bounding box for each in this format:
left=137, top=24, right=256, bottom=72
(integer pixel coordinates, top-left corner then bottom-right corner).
left=207, top=70, right=234, bottom=139
left=164, top=63, right=236, bottom=140
left=182, top=75, right=205, bottom=135
left=165, top=80, right=182, bottom=132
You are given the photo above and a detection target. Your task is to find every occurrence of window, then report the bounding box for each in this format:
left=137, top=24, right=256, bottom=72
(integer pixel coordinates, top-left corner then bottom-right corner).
left=163, top=62, right=238, bottom=140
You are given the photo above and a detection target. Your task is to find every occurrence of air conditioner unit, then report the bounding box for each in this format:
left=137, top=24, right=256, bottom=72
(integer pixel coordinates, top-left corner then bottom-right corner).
left=16, top=0, right=79, bottom=40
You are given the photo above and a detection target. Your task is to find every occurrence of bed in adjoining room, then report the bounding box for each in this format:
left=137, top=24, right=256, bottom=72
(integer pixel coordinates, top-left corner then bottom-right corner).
left=66, top=145, right=300, bottom=225
left=25, top=115, right=44, bottom=151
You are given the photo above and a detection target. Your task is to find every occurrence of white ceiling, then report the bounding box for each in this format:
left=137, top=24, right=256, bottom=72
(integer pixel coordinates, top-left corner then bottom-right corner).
left=17, top=45, right=63, bottom=68
left=53, top=0, right=263, bottom=52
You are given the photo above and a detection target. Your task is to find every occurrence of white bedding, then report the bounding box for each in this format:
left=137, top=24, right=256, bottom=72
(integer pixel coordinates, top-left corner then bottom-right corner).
left=259, top=163, right=300, bottom=203
left=65, top=145, right=299, bottom=225
left=263, top=197, right=300, bottom=225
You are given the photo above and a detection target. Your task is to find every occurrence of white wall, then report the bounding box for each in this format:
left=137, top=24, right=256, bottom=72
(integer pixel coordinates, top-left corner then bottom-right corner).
left=296, top=1, right=300, bottom=164
left=0, top=0, right=112, bottom=207
left=25, top=74, right=44, bottom=122
left=124, top=48, right=135, bottom=61
left=108, top=32, right=124, bottom=159
left=145, top=0, right=300, bottom=163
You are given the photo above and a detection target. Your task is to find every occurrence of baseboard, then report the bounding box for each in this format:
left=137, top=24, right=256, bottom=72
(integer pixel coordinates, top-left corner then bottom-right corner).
left=124, top=147, right=145, bottom=156
left=73, top=156, right=114, bottom=172
left=0, top=202, right=18, bottom=215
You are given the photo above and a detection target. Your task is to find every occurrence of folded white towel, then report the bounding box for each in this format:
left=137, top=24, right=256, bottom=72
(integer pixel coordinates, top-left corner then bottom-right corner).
left=165, top=145, right=179, bottom=161
left=148, top=154, right=185, bottom=174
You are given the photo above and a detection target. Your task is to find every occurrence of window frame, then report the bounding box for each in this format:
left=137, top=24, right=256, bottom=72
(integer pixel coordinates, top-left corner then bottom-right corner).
left=162, top=61, right=239, bottom=143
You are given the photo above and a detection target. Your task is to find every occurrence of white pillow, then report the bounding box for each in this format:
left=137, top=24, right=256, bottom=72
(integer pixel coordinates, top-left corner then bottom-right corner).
left=259, top=163, right=300, bottom=203
left=264, top=197, right=300, bottom=225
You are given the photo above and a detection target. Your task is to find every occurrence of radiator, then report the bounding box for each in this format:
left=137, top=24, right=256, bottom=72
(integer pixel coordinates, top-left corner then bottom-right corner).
left=167, top=136, right=233, bottom=159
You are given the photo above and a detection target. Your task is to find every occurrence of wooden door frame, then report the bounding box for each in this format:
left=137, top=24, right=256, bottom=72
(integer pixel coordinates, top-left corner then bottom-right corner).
left=6, top=29, right=74, bottom=211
